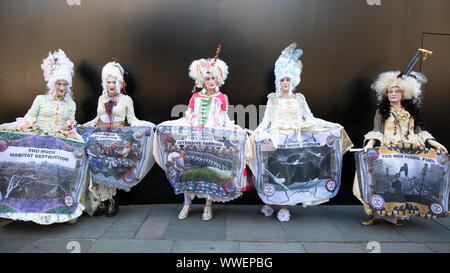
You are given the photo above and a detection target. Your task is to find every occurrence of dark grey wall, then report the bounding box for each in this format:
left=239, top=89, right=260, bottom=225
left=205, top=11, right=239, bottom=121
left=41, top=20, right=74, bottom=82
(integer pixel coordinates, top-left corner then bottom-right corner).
left=0, top=0, right=449, bottom=205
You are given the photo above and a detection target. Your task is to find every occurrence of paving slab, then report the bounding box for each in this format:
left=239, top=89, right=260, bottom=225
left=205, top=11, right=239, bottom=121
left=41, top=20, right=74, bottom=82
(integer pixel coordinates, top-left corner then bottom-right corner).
left=280, top=206, right=348, bottom=242
left=372, top=243, right=435, bottom=253
left=225, top=205, right=287, bottom=242
left=425, top=243, right=450, bottom=253
left=302, top=242, right=372, bottom=253
left=432, top=217, right=450, bottom=230
left=0, top=214, right=115, bottom=240
left=390, top=216, right=450, bottom=243
left=88, top=239, right=174, bottom=253
left=320, top=205, right=410, bottom=242
left=100, top=205, right=152, bottom=239
left=20, top=239, right=96, bottom=253
left=172, top=240, right=239, bottom=253
left=165, top=204, right=227, bottom=241
left=104, top=205, right=152, bottom=232
left=0, top=239, right=34, bottom=253
left=239, top=242, right=306, bottom=253
left=135, top=204, right=177, bottom=239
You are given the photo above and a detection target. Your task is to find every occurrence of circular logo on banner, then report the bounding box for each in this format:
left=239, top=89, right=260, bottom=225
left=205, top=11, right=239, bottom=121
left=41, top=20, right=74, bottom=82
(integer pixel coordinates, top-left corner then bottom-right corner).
left=62, top=194, right=74, bottom=207
left=429, top=202, right=444, bottom=216
left=367, top=149, right=379, bottom=161
left=261, top=140, right=274, bottom=151
left=73, top=149, right=85, bottom=159
left=0, top=140, right=8, bottom=152
left=326, top=135, right=335, bottom=147
left=325, top=179, right=337, bottom=192
left=133, top=131, right=144, bottom=141
left=369, top=194, right=385, bottom=210
left=437, top=153, right=447, bottom=165
left=122, top=171, right=136, bottom=184
left=263, top=183, right=276, bottom=197
left=222, top=180, right=236, bottom=194
left=229, top=136, right=241, bottom=146
left=162, top=130, right=172, bottom=141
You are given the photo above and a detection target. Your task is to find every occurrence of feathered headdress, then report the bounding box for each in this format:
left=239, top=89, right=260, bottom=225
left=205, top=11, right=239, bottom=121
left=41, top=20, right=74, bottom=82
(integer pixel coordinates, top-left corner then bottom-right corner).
left=189, top=44, right=229, bottom=90
left=102, top=61, right=126, bottom=96
left=41, top=49, right=74, bottom=88
left=274, top=43, right=303, bottom=95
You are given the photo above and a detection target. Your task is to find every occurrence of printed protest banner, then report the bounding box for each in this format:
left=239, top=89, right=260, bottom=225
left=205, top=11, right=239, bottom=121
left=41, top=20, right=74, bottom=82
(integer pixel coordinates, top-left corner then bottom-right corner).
left=77, top=126, right=155, bottom=190
left=156, top=125, right=247, bottom=201
left=253, top=128, right=344, bottom=205
left=0, top=132, right=88, bottom=221
left=355, top=144, right=449, bottom=218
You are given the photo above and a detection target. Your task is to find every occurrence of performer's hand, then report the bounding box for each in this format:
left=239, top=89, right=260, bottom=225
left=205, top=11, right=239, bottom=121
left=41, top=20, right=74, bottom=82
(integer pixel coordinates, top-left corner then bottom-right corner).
left=427, top=139, right=448, bottom=154
left=363, top=139, right=376, bottom=152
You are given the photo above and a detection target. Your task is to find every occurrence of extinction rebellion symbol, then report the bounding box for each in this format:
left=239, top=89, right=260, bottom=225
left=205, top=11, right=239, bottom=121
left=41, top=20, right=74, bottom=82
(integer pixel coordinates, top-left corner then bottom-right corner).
left=367, top=149, right=379, bottom=161
left=325, top=180, right=337, bottom=192
left=122, top=171, right=136, bottom=184
left=326, top=135, right=335, bottom=147
left=369, top=194, right=385, bottom=210
left=263, top=183, right=275, bottom=197
left=62, top=194, right=74, bottom=207
left=429, top=202, right=444, bottom=216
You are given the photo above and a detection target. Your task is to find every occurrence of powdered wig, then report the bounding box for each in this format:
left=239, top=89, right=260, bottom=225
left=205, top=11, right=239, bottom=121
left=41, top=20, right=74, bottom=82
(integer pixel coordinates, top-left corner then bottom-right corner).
left=274, top=43, right=303, bottom=95
left=189, top=58, right=229, bottom=89
left=41, top=49, right=74, bottom=100
left=371, top=71, right=424, bottom=103
left=101, top=61, right=125, bottom=97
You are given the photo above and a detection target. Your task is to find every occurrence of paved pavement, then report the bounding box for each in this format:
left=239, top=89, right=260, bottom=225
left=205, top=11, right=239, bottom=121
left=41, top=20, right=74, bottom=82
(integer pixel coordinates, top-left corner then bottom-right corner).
left=0, top=204, right=449, bottom=253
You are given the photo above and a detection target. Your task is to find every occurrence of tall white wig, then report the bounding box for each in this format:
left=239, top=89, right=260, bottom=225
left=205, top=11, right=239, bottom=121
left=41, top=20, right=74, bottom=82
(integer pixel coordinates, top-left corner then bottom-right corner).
left=371, top=71, right=424, bottom=103
left=274, top=43, right=303, bottom=96
left=188, top=45, right=229, bottom=90
left=41, top=49, right=74, bottom=100
left=101, top=61, right=125, bottom=97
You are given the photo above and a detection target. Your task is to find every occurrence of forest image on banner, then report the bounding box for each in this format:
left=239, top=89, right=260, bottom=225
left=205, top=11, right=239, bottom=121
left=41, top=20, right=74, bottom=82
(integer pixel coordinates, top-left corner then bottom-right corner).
left=0, top=132, right=88, bottom=215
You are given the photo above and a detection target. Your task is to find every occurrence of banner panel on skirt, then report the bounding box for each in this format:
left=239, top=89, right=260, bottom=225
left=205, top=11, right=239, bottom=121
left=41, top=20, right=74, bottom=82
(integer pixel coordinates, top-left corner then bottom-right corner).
left=0, top=132, right=88, bottom=216
left=355, top=144, right=449, bottom=219
left=253, top=128, right=344, bottom=205
left=77, top=126, right=155, bottom=190
left=156, top=125, right=247, bottom=201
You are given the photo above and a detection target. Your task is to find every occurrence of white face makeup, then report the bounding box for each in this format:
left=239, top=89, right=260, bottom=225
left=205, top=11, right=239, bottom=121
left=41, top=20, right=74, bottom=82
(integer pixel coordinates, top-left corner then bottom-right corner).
left=280, top=77, right=291, bottom=92
left=387, top=86, right=403, bottom=104
left=54, top=80, right=69, bottom=98
left=106, top=76, right=119, bottom=97
left=203, top=74, right=218, bottom=91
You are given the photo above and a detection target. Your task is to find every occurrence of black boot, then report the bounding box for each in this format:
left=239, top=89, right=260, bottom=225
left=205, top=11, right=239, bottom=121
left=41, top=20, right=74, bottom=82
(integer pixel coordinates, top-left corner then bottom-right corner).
left=93, top=200, right=108, bottom=217
left=105, top=195, right=119, bottom=217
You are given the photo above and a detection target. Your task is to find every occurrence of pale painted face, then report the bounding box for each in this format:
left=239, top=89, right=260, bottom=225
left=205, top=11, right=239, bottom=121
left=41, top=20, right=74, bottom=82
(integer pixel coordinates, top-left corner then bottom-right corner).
left=203, top=74, right=218, bottom=91
left=387, top=86, right=403, bottom=104
left=54, top=80, right=69, bottom=98
left=280, top=77, right=291, bottom=92
left=106, top=76, right=119, bottom=97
